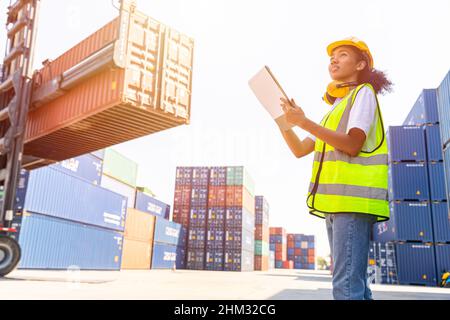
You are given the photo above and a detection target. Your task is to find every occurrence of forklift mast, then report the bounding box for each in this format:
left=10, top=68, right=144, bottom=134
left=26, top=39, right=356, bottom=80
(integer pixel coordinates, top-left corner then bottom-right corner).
left=0, top=0, right=40, bottom=233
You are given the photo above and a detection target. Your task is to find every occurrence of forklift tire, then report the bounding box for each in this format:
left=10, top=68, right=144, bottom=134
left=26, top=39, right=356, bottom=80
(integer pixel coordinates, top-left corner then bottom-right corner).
left=0, top=235, right=21, bottom=277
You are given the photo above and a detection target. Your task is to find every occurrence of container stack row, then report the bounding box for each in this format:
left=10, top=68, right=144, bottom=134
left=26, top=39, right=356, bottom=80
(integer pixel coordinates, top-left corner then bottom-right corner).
left=287, top=234, right=316, bottom=270
left=173, top=166, right=256, bottom=272
left=269, top=228, right=288, bottom=269
left=372, top=71, right=450, bottom=286
left=254, top=196, right=270, bottom=271
left=7, top=148, right=180, bottom=271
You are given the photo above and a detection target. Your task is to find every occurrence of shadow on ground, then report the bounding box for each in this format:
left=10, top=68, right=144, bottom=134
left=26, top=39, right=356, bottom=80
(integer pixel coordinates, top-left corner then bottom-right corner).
left=268, top=288, right=450, bottom=300
left=261, top=272, right=332, bottom=283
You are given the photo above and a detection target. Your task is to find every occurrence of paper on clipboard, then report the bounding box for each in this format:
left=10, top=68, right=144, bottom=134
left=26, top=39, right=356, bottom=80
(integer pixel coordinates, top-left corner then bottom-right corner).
left=248, top=66, right=295, bottom=131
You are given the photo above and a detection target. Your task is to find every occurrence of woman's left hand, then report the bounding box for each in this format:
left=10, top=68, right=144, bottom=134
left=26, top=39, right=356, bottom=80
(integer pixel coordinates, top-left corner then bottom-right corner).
left=280, top=97, right=308, bottom=128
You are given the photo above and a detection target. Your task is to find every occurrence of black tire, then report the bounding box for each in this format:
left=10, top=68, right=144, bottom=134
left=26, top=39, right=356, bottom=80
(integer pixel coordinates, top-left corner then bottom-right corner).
left=0, top=235, right=21, bottom=277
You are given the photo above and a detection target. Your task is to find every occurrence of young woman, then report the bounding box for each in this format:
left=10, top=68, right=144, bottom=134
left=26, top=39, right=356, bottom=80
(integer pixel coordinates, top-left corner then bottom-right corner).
left=279, top=37, right=393, bottom=300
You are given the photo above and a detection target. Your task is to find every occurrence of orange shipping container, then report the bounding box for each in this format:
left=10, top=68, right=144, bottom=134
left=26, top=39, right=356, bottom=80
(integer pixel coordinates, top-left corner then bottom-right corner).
left=24, top=4, right=194, bottom=162
left=270, top=227, right=286, bottom=236
left=225, top=186, right=254, bottom=214
left=308, top=256, right=315, bottom=264
left=208, top=186, right=226, bottom=207
left=308, top=249, right=315, bottom=256
left=124, top=208, right=156, bottom=242
left=121, top=238, right=153, bottom=270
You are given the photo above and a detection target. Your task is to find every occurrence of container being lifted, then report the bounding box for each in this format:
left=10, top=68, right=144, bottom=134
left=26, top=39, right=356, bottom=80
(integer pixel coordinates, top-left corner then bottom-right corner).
left=23, top=0, right=194, bottom=165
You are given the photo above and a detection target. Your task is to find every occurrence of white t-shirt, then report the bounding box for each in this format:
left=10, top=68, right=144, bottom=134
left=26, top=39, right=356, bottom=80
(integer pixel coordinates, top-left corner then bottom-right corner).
left=308, top=86, right=379, bottom=151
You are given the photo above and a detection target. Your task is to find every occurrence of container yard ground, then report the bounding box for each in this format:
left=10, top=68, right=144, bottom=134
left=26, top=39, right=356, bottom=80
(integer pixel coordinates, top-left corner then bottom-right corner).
left=1, top=269, right=450, bottom=300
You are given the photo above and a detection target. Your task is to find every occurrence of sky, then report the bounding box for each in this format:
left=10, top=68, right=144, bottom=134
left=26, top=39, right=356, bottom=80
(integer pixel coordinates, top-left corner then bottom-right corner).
left=1, top=0, right=450, bottom=259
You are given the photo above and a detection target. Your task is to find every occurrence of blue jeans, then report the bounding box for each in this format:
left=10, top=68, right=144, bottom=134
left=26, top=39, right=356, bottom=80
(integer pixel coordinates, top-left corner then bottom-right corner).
left=325, top=213, right=377, bottom=300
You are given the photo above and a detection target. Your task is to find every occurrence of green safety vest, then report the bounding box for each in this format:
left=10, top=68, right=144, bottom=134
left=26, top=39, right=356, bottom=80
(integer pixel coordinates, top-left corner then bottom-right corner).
left=307, top=83, right=390, bottom=222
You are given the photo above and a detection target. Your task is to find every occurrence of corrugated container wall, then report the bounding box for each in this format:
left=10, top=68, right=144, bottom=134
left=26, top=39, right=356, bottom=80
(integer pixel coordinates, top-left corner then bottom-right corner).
left=435, top=244, right=450, bottom=280
left=373, top=202, right=433, bottom=243
left=100, top=174, right=136, bottom=209
left=388, top=163, right=429, bottom=201
left=18, top=213, right=123, bottom=270
left=102, top=148, right=138, bottom=187
left=24, top=7, right=194, bottom=162
left=24, top=166, right=127, bottom=231
left=424, top=125, right=444, bottom=161
left=135, top=191, right=171, bottom=219
left=403, top=89, right=439, bottom=126
left=387, top=126, right=427, bottom=162
left=123, top=208, right=155, bottom=242
left=121, top=238, right=153, bottom=270
left=50, top=153, right=103, bottom=185
left=427, top=162, right=447, bottom=201
left=395, top=243, right=437, bottom=286
left=431, top=202, right=450, bottom=243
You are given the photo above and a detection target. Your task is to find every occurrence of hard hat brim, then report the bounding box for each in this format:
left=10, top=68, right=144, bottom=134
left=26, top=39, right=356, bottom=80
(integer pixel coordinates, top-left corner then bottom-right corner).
left=327, top=40, right=374, bottom=69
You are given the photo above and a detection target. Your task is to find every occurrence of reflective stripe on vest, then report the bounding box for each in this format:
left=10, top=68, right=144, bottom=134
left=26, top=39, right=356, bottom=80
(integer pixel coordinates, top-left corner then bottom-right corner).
left=307, top=83, right=389, bottom=222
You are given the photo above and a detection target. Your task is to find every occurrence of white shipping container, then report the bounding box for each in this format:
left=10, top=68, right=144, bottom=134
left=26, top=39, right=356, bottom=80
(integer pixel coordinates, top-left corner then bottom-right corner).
left=101, top=174, right=136, bottom=208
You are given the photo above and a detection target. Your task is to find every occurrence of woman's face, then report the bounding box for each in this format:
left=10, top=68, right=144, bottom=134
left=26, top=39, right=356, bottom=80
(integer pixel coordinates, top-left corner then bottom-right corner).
left=329, top=46, right=366, bottom=82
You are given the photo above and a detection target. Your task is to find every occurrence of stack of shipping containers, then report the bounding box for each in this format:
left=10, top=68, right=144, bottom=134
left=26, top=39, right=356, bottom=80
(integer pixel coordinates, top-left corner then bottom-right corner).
left=189, top=167, right=209, bottom=270
left=254, top=196, right=270, bottom=271
left=15, top=153, right=127, bottom=270
left=173, top=166, right=256, bottom=272
left=270, top=228, right=287, bottom=269
left=152, top=218, right=187, bottom=269
left=436, top=71, right=450, bottom=282
left=373, top=75, right=450, bottom=286
left=206, top=167, right=227, bottom=271
left=287, top=234, right=316, bottom=270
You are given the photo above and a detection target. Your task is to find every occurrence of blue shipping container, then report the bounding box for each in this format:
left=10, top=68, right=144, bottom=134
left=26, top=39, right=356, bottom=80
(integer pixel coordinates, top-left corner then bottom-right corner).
left=186, top=249, right=205, bottom=270
left=188, top=228, right=206, bottom=249
left=403, top=89, right=439, bottom=126
left=431, top=202, right=450, bottom=243
left=153, top=218, right=183, bottom=246
left=134, top=191, right=170, bottom=219
left=373, top=202, right=433, bottom=243
left=424, top=125, right=444, bottom=161
left=388, top=163, right=429, bottom=201
left=444, top=147, right=450, bottom=200
left=151, top=243, right=178, bottom=269
left=50, top=153, right=103, bottom=185
left=395, top=243, right=437, bottom=286
left=226, top=207, right=255, bottom=231
left=190, top=207, right=207, bottom=228
left=25, top=166, right=127, bottom=231
left=435, top=244, right=450, bottom=279
left=207, top=228, right=225, bottom=249
left=427, top=162, right=447, bottom=201
left=225, top=228, right=254, bottom=252
left=18, top=212, right=123, bottom=270
left=437, top=71, right=450, bottom=147
left=176, top=246, right=186, bottom=269
left=224, top=249, right=254, bottom=272
left=387, top=126, right=427, bottom=162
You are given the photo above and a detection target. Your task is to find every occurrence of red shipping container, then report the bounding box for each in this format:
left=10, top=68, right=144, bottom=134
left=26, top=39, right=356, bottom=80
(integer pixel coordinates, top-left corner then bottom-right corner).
left=270, top=227, right=286, bottom=236
left=308, top=249, right=315, bottom=256
left=275, top=252, right=283, bottom=261
left=282, top=261, right=294, bottom=269
left=254, top=256, right=269, bottom=271
left=287, top=240, right=294, bottom=248
left=287, top=234, right=295, bottom=242
left=308, top=256, right=315, bottom=264
left=294, top=248, right=301, bottom=256
left=225, top=186, right=254, bottom=214
left=174, top=185, right=191, bottom=207
left=23, top=5, right=194, bottom=163
left=208, top=186, right=226, bottom=207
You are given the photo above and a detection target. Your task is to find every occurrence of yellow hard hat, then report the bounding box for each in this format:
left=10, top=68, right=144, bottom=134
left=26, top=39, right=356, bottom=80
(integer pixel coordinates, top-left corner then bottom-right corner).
left=327, top=37, right=374, bottom=70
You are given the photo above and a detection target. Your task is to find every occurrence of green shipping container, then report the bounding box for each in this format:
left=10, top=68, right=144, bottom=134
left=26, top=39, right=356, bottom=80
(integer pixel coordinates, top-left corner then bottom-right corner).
left=255, top=240, right=270, bottom=256
left=102, top=148, right=138, bottom=187
left=226, top=166, right=255, bottom=196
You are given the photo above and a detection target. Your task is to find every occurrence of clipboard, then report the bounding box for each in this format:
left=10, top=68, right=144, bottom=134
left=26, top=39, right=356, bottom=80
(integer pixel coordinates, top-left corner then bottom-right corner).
left=248, top=66, right=295, bottom=131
